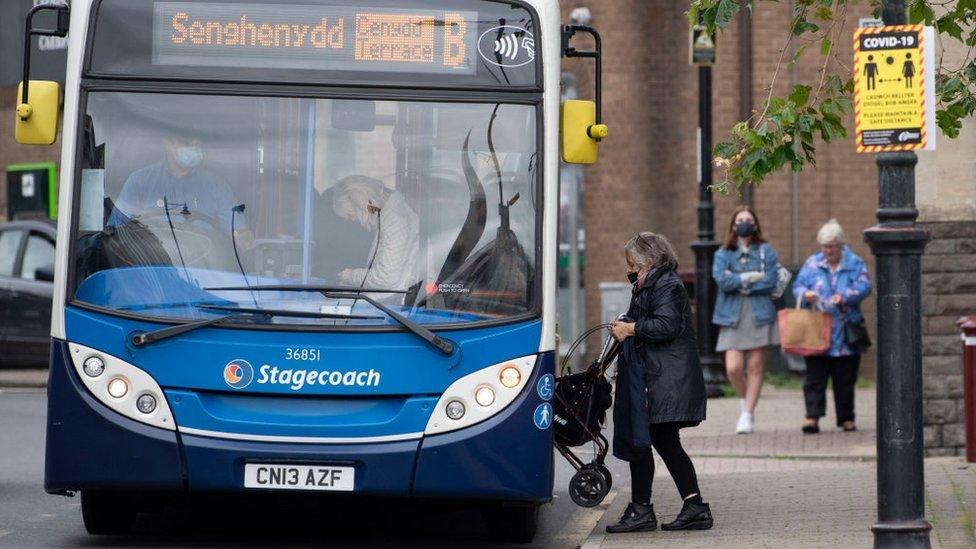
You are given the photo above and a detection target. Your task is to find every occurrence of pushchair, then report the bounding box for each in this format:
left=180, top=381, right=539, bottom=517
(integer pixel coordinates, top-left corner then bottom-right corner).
left=553, top=322, right=621, bottom=508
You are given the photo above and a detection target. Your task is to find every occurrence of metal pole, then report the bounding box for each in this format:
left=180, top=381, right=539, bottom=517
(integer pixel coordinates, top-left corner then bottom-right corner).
left=567, top=164, right=582, bottom=372
left=865, top=5, right=931, bottom=546
left=691, top=65, right=723, bottom=396
left=738, top=8, right=754, bottom=207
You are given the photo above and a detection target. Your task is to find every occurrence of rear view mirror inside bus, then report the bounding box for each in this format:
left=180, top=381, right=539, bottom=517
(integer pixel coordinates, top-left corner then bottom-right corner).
left=15, top=80, right=60, bottom=145
left=332, top=100, right=376, bottom=132
left=560, top=100, right=604, bottom=165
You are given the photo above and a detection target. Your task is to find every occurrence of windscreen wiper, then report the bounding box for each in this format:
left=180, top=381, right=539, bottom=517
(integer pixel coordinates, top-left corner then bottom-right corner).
left=204, top=285, right=456, bottom=356
left=131, top=305, right=381, bottom=347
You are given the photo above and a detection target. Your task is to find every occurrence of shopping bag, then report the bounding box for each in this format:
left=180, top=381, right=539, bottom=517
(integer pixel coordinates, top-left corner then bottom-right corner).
left=777, top=302, right=831, bottom=356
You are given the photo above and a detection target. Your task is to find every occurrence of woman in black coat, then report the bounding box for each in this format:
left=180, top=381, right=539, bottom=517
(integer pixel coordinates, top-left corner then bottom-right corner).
left=605, top=232, right=712, bottom=534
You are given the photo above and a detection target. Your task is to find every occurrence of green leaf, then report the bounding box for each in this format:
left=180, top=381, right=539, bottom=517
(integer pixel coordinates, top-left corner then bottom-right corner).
left=814, top=6, right=833, bottom=21
left=908, top=1, right=935, bottom=25
left=820, top=37, right=832, bottom=56
left=714, top=141, right=740, bottom=158
left=937, top=15, right=965, bottom=41
left=714, top=0, right=741, bottom=29
left=940, top=76, right=965, bottom=97
left=793, top=20, right=820, bottom=36
left=937, top=110, right=962, bottom=139
left=789, top=85, right=812, bottom=108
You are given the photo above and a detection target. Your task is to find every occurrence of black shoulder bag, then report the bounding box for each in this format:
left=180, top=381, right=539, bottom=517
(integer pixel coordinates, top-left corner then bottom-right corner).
left=831, top=273, right=871, bottom=352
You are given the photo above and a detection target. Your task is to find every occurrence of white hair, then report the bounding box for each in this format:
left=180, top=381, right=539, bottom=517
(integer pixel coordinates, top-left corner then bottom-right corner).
left=817, top=219, right=846, bottom=245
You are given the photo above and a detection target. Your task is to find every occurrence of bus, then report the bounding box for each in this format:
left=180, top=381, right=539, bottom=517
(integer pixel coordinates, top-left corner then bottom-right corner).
left=15, top=0, right=605, bottom=541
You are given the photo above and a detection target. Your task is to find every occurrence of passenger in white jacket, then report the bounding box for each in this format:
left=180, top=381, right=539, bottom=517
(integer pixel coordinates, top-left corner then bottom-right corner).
left=331, top=175, right=419, bottom=292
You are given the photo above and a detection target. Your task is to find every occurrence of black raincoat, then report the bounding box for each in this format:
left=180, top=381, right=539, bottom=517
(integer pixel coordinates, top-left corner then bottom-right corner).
left=612, top=267, right=707, bottom=462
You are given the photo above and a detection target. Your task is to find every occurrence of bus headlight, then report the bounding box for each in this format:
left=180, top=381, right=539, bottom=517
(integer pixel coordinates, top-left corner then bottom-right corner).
left=67, top=342, right=175, bottom=431
left=499, top=366, right=521, bottom=388
left=136, top=393, right=157, bottom=414
left=445, top=400, right=466, bottom=420
left=475, top=386, right=495, bottom=407
left=82, top=355, right=105, bottom=377
left=107, top=377, right=129, bottom=398
left=425, top=355, right=537, bottom=435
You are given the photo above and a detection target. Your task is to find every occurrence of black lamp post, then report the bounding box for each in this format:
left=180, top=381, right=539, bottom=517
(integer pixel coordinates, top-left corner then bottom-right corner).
left=691, top=63, right=724, bottom=396
left=864, top=1, right=932, bottom=547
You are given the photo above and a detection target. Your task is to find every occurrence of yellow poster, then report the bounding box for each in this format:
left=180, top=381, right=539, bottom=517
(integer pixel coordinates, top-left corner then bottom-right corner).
left=853, top=25, right=934, bottom=152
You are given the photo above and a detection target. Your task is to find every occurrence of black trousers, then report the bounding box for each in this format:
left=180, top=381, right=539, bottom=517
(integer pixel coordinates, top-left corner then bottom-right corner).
left=803, top=354, right=860, bottom=425
left=629, top=422, right=700, bottom=504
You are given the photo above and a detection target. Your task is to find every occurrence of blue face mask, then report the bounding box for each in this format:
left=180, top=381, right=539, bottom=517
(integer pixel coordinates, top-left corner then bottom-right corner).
left=175, top=146, right=203, bottom=169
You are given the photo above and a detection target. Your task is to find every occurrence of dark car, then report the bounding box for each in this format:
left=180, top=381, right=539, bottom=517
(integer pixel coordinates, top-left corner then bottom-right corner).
left=0, top=219, right=56, bottom=367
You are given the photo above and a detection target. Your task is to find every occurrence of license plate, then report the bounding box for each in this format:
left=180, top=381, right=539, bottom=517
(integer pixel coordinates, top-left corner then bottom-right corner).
left=243, top=463, right=354, bottom=492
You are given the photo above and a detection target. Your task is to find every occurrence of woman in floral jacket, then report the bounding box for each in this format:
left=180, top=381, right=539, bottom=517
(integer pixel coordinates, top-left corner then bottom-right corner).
left=792, top=219, right=872, bottom=434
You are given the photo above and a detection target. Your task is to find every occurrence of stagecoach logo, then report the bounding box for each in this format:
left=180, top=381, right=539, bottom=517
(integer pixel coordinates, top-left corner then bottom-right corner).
left=223, top=359, right=254, bottom=389
left=478, top=25, right=535, bottom=68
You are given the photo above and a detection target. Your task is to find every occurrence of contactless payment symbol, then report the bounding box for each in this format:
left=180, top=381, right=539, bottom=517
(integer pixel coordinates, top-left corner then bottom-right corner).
left=223, top=359, right=254, bottom=389
left=537, top=373, right=554, bottom=401
left=533, top=403, right=553, bottom=430
left=478, top=26, right=535, bottom=68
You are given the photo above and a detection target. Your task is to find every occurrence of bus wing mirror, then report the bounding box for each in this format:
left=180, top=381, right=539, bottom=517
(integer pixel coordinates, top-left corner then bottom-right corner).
left=16, top=3, right=69, bottom=145
left=561, top=25, right=607, bottom=165
left=15, top=80, right=60, bottom=145
left=561, top=100, right=607, bottom=164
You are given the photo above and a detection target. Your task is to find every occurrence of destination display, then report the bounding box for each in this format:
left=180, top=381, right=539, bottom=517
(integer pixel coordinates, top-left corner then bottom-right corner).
left=152, top=2, right=478, bottom=74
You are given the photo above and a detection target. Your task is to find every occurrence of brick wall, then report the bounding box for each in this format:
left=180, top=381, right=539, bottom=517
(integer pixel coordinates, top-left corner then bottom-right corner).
left=565, top=1, right=878, bottom=375
left=921, top=221, right=976, bottom=456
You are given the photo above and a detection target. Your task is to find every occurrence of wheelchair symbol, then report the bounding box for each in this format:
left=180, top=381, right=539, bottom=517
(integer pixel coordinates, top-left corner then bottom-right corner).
left=537, top=374, right=554, bottom=401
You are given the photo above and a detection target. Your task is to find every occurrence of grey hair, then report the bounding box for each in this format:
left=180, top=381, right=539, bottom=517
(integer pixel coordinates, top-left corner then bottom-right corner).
left=817, top=218, right=846, bottom=245
left=332, top=175, right=386, bottom=215
left=624, top=232, right=679, bottom=271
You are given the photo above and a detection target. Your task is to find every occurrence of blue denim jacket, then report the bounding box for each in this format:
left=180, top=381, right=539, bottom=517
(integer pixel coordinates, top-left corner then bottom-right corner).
left=792, top=247, right=872, bottom=356
left=711, top=243, right=779, bottom=327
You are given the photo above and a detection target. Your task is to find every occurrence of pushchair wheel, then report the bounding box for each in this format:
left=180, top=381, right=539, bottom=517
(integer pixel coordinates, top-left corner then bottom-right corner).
left=568, top=468, right=608, bottom=508
left=597, top=464, right=613, bottom=491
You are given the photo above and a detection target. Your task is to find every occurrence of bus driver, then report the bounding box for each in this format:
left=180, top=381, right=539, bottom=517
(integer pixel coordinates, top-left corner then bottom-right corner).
left=330, top=175, right=419, bottom=292
left=109, top=130, right=251, bottom=247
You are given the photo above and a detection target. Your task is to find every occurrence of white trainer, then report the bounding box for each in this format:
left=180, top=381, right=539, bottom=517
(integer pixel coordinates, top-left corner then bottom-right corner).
left=735, top=412, right=754, bottom=434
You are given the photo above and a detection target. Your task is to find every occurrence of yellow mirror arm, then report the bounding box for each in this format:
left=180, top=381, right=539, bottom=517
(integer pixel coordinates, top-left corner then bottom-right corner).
left=587, top=124, right=608, bottom=140
left=16, top=103, right=33, bottom=121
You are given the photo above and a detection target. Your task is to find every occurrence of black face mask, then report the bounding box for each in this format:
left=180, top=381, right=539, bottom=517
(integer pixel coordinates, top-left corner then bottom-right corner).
left=734, top=221, right=757, bottom=238
left=627, top=271, right=639, bottom=284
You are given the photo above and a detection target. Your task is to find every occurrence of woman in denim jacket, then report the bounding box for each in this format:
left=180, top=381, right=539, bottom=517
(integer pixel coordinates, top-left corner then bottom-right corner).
left=712, top=206, right=780, bottom=434
left=792, top=219, right=871, bottom=434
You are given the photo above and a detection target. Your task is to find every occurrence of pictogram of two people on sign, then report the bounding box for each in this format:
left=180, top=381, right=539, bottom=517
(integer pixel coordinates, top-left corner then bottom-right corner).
left=864, top=53, right=915, bottom=90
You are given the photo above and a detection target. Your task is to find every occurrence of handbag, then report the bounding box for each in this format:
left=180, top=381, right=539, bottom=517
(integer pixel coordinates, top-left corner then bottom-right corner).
left=777, top=301, right=831, bottom=356
left=760, top=245, right=791, bottom=300
left=843, top=319, right=871, bottom=352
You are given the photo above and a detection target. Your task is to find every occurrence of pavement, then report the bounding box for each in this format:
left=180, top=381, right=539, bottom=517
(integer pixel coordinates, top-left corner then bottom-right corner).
left=2, top=379, right=973, bottom=548
left=0, top=369, right=47, bottom=388
left=591, top=386, right=976, bottom=549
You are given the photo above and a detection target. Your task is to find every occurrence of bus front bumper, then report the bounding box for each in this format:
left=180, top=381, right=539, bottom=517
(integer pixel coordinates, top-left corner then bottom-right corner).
left=45, top=340, right=554, bottom=503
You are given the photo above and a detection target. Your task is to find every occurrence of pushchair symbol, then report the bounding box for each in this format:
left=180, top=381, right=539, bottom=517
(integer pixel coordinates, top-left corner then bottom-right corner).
left=534, top=403, right=553, bottom=429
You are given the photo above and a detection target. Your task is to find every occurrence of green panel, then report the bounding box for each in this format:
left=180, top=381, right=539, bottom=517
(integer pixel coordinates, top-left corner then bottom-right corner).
left=5, top=162, right=57, bottom=220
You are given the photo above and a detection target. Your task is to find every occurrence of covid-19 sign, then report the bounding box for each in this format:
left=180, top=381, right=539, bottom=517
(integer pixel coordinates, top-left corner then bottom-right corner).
left=853, top=24, right=936, bottom=152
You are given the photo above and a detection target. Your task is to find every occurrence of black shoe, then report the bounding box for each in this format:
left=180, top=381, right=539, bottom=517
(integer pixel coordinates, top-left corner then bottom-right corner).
left=605, top=502, right=657, bottom=533
left=661, top=501, right=713, bottom=531
left=802, top=421, right=820, bottom=434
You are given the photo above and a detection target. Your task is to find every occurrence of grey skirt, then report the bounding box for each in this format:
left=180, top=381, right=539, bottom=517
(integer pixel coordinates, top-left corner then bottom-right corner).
left=716, top=297, right=780, bottom=352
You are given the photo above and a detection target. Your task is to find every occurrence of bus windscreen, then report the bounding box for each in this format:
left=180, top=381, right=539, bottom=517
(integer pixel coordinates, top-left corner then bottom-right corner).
left=153, top=3, right=479, bottom=74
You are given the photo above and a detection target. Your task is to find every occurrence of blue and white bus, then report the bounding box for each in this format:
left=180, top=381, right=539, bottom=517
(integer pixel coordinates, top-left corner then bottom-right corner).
left=14, top=0, right=605, bottom=540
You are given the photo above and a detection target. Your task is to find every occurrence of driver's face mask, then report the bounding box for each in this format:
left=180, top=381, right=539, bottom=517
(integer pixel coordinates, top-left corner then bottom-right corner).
left=175, top=146, right=204, bottom=169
